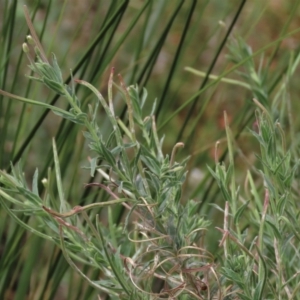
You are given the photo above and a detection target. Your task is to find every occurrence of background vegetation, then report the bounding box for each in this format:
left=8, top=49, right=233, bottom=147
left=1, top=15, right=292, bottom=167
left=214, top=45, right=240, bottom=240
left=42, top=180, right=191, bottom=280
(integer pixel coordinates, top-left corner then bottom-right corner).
left=1, top=0, right=300, bottom=299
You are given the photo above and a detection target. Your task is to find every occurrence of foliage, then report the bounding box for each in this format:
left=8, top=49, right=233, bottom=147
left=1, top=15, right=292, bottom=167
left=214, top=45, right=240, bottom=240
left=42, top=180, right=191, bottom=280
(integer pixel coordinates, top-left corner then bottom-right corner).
left=1, top=11, right=214, bottom=298
left=1, top=1, right=300, bottom=300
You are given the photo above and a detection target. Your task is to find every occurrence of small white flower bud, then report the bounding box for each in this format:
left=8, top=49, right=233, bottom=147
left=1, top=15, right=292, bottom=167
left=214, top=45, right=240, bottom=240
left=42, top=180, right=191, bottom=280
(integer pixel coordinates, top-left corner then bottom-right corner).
left=219, top=20, right=226, bottom=27
left=22, top=43, right=29, bottom=53
left=26, top=35, right=35, bottom=45
left=41, top=178, right=48, bottom=187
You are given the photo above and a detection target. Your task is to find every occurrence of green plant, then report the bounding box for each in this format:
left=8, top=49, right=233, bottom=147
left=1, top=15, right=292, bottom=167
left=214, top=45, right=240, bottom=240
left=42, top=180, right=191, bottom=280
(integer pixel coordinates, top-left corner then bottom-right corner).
left=2, top=2, right=300, bottom=300
left=207, top=102, right=300, bottom=299
left=3, top=1, right=250, bottom=298
left=1, top=7, right=214, bottom=299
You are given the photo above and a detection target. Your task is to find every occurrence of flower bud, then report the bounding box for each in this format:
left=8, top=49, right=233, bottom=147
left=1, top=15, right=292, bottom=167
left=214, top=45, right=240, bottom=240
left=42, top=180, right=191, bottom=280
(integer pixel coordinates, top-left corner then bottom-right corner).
left=22, top=43, right=29, bottom=53
left=26, top=35, right=35, bottom=45
left=41, top=178, right=48, bottom=187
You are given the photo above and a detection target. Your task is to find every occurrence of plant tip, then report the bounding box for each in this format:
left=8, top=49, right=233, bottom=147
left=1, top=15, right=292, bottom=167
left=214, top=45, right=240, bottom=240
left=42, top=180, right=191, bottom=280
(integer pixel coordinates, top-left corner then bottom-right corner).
left=218, top=20, right=226, bottom=27
left=22, top=43, right=29, bottom=53
left=41, top=178, right=48, bottom=187
left=26, top=35, right=35, bottom=45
